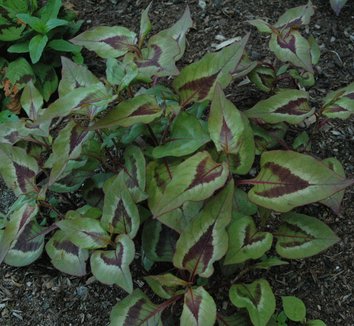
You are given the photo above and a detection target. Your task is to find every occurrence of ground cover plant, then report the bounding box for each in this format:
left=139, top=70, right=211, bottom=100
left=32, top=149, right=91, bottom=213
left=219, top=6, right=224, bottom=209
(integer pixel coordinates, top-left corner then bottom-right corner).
left=0, top=1, right=353, bottom=325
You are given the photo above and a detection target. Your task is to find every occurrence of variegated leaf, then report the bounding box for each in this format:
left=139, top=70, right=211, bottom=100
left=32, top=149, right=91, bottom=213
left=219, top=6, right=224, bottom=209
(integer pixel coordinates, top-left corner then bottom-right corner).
left=123, top=145, right=147, bottom=203
left=90, top=234, right=135, bottom=293
left=46, top=230, right=89, bottom=276
left=148, top=151, right=229, bottom=219
left=139, top=2, right=152, bottom=44
left=248, top=19, right=273, bottom=34
left=245, top=89, right=314, bottom=124
left=322, top=82, right=354, bottom=119
left=110, top=289, right=163, bottom=326
left=248, top=65, right=276, bottom=93
left=142, top=219, right=178, bottom=262
left=274, top=1, right=314, bottom=29
left=144, top=273, right=188, bottom=299
left=152, top=112, right=210, bottom=158
left=70, top=26, right=137, bottom=58
left=4, top=220, right=44, bottom=266
left=20, top=80, right=43, bottom=120
left=173, top=181, right=233, bottom=278
left=101, top=174, right=140, bottom=238
left=0, top=144, right=39, bottom=195
left=330, top=0, right=349, bottom=15
left=225, top=216, right=273, bottom=265
left=248, top=150, right=354, bottom=212
left=0, top=198, right=38, bottom=264
left=269, top=31, right=313, bottom=73
left=320, top=157, right=346, bottom=214
left=56, top=216, right=111, bottom=249
left=233, top=189, right=258, bottom=218
left=275, top=212, right=339, bottom=259
left=91, top=94, right=162, bottom=129
left=209, top=84, right=255, bottom=174
left=229, top=279, right=275, bottom=326
left=173, top=34, right=249, bottom=105
left=45, top=121, right=92, bottom=185
left=181, top=287, right=216, bottom=326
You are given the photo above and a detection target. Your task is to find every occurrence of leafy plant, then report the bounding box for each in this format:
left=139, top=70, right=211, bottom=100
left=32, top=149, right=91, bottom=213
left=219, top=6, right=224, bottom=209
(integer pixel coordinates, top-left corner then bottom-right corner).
left=0, top=2, right=353, bottom=326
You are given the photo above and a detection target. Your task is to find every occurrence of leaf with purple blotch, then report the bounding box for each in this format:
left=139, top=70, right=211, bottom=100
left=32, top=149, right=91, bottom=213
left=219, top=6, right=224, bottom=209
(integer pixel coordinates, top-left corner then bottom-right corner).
left=274, top=1, right=314, bottom=29
left=269, top=30, right=313, bottom=73
left=110, top=289, right=164, bottom=325
left=248, top=150, right=354, bottom=212
left=90, top=94, right=162, bottom=129
left=70, top=26, right=136, bottom=58
left=0, top=198, right=38, bottom=264
left=181, top=287, right=216, bottom=326
left=173, top=181, right=233, bottom=278
left=144, top=273, right=188, bottom=299
left=101, top=173, right=140, bottom=238
left=46, top=230, right=89, bottom=276
left=330, top=0, right=349, bottom=15
left=173, top=34, right=249, bottom=106
left=148, top=151, right=229, bottom=219
left=32, top=63, right=58, bottom=102
left=229, top=279, right=275, bottom=326
left=0, top=144, right=39, bottom=195
left=4, top=220, right=44, bottom=266
left=275, top=212, right=339, bottom=259
left=90, top=234, right=135, bottom=293
left=245, top=89, right=314, bottom=124
left=20, top=80, right=43, bottom=120
left=322, top=82, right=354, bottom=119
left=224, top=216, right=273, bottom=265
left=209, top=85, right=255, bottom=174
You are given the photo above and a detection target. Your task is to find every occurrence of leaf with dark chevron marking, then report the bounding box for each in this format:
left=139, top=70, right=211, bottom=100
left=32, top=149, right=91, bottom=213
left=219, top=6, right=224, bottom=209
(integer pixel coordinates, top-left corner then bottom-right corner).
left=173, top=34, right=249, bottom=105
left=101, top=173, right=140, bottom=238
left=70, top=26, right=136, bottom=58
left=0, top=144, right=39, bottom=195
left=46, top=230, right=89, bottom=276
left=90, top=234, right=135, bottom=293
left=173, top=181, right=233, bottom=278
left=275, top=212, right=339, bottom=259
left=181, top=287, right=216, bottom=326
left=20, top=80, right=43, bottom=120
left=229, top=279, right=275, bottom=326
left=245, top=89, right=313, bottom=124
left=110, top=289, right=165, bottom=325
left=248, top=150, right=354, bottom=212
left=274, top=1, right=314, bottom=29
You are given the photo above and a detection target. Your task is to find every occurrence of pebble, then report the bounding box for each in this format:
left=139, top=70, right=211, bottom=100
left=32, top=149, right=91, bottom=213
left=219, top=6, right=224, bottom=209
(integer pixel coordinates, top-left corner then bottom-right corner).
left=76, top=286, right=88, bottom=299
left=330, top=36, right=336, bottom=42
left=198, top=0, right=206, bottom=10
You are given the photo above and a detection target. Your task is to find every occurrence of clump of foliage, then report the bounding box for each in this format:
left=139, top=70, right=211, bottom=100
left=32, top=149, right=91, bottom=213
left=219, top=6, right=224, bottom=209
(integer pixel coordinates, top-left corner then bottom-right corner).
left=0, top=1, right=353, bottom=325
left=0, top=0, right=82, bottom=120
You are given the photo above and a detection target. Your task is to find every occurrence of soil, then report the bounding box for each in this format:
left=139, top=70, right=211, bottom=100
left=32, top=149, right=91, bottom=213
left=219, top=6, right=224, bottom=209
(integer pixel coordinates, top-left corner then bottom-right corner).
left=1, top=0, right=353, bottom=325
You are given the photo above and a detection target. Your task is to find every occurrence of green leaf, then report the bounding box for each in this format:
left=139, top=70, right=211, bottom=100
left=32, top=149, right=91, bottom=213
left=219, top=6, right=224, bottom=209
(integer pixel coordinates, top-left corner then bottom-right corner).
left=229, top=279, right=275, bottom=326
left=0, top=144, right=39, bottom=195
left=47, top=39, right=81, bottom=52
left=248, top=19, right=273, bottom=33
left=7, top=41, right=29, bottom=53
left=248, top=65, right=275, bottom=93
left=152, top=112, right=210, bottom=158
left=139, top=2, right=152, bottom=45
left=0, top=199, right=38, bottom=264
left=40, top=0, right=62, bottom=22
left=0, top=22, right=25, bottom=41
left=142, top=219, right=178, bottom=262
left=70, top=26, right=136, bottom=58
left=4, top=220, right=44, bottom=266
left=248, top=150, right=354, bottom=212
left=90, top=234, right=135, bottom=293
left=275, top=212, right=339, bottom=259
left=330, top=0, right=348, bottom=15
left=45, top=18, right=68, bottom=31
left=105, top=58, right=138, bottom=89
left=233, top=189, right=258, bottom=217
left=32, top=63, right=58, bottom=101
left=217, top=313, right=251, bottom=326
left=173, top=181, right=233, bottom=278
left=282, top=296, right=306, bottom=322
left=245, top=89, right=314, bottom=124
left=274, top=1, right=314, bottom=28
left=209, top=84, right=255, bottom=174
left=253, top=256, right=288, bottom=270
left=269, top=30, right=313, bottom=73
left=45, top=230, right=89, bottom=276
left=56, top=215, right=111, bottom=249
left=110, top=289, right=163, bottom=325
left=173, top=34, right=249, bottom=105
left=20, top=80, right=43, bottom=120
left=101, top=174, right=140, bottom=238
left=181, top=287, right=216, bottom=326
left=225, top=216, right=273, bottom=265
left=148, top=151, right=229, bottom=219
left=144, top=273, right=188, bottom=299
left=308, top=35, right=320, bottom=65
left=306, top=320, right=327, bottom=326
left=16, top=13, right=45, bottom=33
left=29, top=34, right=48, bottom=64
left=5, top=58, right=34, bottom=89
left=91, top=94, right=162, bottom=129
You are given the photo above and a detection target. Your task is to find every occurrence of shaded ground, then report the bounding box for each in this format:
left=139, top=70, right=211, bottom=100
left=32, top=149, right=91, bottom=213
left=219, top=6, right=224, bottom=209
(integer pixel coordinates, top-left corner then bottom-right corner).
left=1, top=0, right=353, bottom=325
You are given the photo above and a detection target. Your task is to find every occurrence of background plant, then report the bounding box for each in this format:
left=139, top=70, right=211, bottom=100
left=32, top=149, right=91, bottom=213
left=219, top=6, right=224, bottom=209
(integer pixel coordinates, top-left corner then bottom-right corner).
left=0, top=2, right=353, bottom=325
